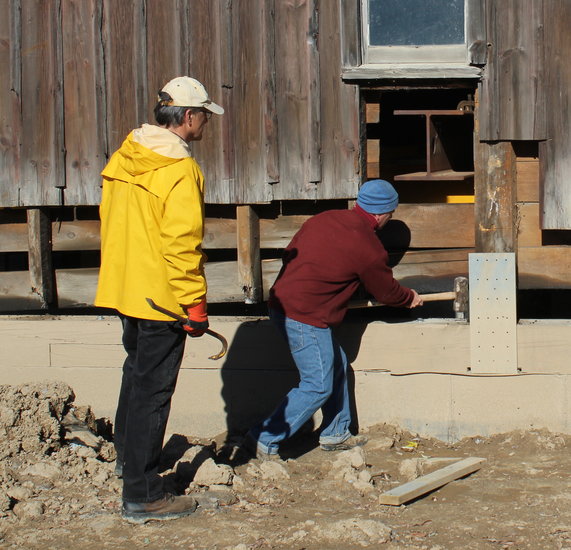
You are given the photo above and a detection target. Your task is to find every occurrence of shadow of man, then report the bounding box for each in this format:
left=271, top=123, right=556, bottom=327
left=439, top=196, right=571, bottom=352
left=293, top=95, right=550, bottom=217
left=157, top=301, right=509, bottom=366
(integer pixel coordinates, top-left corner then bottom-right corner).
left=219, top=316, right=370, bottom=461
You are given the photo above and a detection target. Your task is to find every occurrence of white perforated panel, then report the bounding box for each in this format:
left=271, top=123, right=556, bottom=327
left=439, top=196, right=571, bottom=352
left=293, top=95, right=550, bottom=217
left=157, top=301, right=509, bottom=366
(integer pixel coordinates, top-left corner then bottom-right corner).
left=469, top=253, right=518, bottom=373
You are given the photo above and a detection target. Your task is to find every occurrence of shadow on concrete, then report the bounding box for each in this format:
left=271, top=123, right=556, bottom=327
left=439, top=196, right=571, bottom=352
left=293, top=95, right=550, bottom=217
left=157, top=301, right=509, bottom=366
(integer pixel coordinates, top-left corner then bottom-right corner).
left=218, top=317, right=371, bottom=459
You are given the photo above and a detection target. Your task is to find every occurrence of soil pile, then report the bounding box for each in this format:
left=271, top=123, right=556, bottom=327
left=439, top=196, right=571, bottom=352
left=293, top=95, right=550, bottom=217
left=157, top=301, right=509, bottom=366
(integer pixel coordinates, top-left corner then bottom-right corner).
left=2, top=381, right=571, bottom=549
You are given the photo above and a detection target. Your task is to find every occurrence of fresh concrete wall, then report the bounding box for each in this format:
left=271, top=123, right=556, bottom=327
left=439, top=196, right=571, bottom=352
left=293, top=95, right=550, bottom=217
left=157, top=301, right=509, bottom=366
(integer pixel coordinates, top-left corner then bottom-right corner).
left=2, top=316, right=571, bottom=442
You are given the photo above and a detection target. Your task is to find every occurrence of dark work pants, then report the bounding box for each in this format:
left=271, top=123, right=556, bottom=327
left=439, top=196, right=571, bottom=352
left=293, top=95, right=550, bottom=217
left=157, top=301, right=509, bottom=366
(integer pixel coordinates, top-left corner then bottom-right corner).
left=114, top=315, right=186, bottom=503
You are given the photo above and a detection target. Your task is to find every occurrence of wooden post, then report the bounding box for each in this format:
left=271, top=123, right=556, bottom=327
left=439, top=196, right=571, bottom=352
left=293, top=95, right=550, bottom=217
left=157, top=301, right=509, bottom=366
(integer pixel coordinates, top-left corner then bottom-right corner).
left=474, top=92, right=518, bottom=252
left=236, top=205, right=263, bottom=304
left=27, top=207, right=56, bottom=309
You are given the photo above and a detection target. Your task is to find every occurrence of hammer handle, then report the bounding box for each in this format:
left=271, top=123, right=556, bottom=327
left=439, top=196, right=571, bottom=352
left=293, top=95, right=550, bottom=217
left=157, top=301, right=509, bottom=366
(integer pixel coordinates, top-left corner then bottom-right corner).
left=349, top=291, right=456, bottom=309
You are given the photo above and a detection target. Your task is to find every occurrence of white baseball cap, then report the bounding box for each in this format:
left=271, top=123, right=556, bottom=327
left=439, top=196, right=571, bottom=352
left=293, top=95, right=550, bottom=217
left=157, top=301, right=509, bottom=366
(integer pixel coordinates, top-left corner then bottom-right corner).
left=160, top=76, right=224, bottom=115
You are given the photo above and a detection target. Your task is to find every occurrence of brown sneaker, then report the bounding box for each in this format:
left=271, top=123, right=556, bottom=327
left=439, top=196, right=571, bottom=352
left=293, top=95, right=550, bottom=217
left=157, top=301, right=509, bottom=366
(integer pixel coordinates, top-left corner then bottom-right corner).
left=122, top=493, right=197, bottom=524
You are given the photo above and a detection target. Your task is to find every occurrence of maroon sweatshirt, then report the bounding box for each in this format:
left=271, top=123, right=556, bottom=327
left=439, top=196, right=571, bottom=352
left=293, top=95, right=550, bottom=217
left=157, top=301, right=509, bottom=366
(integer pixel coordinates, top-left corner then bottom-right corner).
left=268, top=207, right=414, bottom=328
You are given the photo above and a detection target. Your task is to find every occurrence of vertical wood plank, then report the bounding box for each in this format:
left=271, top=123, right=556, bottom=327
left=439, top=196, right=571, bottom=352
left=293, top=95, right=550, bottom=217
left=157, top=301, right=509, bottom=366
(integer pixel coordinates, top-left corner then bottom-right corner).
left=479, top=0, right=546, bottom=140
left=61, top=0, right=106, bottom=205
left=339, top=0, right=361, bottom=68
left=273, top=0, right=320, bottom=200
left=230, top=0, right=273, bottom=204
left=0, top=0, right=21, bottom=207
left=145, top=0, right=190, bottom=123
left=474, top=91, right=517, bottom=252
left=236, top=205, right=262, bottom=304
left=540, top=0, right=571, bottom=229
left=102, top=0, right=146, bottom=156
left=466, top=0, right=487, bottom=65
left=19, top=0, right=64, bottom=206
left=27, top=207, right=56, bottom=308
left=190, top=0, right=235, bottom=204
left=318, top=0, right=360, bottom=199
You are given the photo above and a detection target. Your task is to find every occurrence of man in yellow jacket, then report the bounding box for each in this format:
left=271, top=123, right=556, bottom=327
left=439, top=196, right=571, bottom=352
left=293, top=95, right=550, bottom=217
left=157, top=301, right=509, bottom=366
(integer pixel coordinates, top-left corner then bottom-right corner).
left=95, top=76, right=223, bottom=524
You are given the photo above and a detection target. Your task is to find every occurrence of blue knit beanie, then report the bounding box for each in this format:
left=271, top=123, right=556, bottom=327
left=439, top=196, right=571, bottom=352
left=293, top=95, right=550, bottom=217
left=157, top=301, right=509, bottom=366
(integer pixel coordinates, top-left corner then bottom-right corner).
left=356, top=179, right=399, bottom=214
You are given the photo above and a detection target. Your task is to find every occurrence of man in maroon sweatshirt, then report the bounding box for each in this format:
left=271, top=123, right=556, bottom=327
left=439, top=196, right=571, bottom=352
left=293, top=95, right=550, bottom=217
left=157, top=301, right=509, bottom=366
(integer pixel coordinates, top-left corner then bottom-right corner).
left=243, top=179, right=423, bottom=459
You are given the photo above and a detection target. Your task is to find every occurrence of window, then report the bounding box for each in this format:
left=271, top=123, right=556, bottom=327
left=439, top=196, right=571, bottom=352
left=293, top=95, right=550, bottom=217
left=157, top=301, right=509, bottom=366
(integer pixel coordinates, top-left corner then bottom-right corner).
left=362, top=0, right=466, bottom=64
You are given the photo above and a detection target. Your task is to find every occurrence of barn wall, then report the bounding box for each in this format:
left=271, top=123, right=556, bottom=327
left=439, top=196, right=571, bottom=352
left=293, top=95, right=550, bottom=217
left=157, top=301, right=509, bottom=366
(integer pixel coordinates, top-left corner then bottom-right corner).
left=0, top=0, right=359, bottom=208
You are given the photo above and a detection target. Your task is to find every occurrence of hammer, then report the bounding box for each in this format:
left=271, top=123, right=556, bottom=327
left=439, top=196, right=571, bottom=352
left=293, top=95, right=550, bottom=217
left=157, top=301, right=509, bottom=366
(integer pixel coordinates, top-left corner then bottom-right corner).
left=349, top=276, right=469, bottom=319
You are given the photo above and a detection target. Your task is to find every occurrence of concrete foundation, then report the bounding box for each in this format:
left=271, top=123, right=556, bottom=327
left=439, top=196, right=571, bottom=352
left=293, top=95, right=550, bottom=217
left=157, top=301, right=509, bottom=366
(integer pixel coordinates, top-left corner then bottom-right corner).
left=2, top=315, right=570, bottom=442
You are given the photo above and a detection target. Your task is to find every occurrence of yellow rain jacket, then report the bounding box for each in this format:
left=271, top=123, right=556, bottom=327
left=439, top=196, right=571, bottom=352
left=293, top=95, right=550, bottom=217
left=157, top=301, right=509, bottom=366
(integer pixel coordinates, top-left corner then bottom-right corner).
left=95, top=124, right=206, bottom=321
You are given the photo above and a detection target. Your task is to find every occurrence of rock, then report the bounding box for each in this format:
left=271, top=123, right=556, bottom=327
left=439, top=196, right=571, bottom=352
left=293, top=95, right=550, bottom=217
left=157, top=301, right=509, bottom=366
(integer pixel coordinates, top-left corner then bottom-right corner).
left=332, top=447, right=366, bottom=470
left=6, top=486, right=33, bottom=501
left=98, top=441, right=116, bottom=462
left=329, top=447, right=368, bottom=482
left=369, top=436, right=395, bottom=451
left=321, top=518, right=392, bottom=546
left=13, top=500, right=44, bottom=519
left=21, top=462, right=61, bottom=481
left=358, top=470, right=372, bottom=484
left=0, top=493, right=11, bottom=514
left=398, top=458, right=423, bottom=482
left=65, top=427, right=102, bottom=449
left=72, top=445, right=98, bottom=459
left=193, top=459, right=233, bottom=486
left=174, top=445, right=210, bottom=480
left=259, top=461, right=290, bottom=481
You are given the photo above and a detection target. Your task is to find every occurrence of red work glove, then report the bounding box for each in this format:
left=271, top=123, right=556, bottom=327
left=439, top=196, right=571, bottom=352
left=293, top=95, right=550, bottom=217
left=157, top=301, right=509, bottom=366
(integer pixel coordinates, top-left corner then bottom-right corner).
left=184, top=299, right=209, bottom=338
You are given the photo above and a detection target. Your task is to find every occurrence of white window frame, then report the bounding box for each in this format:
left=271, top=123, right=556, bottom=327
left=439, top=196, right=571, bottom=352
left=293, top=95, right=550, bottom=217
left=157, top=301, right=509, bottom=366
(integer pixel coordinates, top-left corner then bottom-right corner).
left=361, top=0, right=467, bottom=65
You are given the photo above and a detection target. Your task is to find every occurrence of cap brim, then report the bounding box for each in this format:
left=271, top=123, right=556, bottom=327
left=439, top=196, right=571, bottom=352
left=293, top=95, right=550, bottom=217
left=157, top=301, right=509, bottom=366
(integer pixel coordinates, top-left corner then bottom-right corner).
left=205, top=101, right=224, bottom=115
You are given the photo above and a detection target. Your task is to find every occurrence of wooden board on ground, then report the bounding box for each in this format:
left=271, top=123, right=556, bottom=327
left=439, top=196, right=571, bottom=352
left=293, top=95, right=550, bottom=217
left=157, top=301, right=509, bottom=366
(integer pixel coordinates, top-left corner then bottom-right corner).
left=379, top=457, right=486, bottom=506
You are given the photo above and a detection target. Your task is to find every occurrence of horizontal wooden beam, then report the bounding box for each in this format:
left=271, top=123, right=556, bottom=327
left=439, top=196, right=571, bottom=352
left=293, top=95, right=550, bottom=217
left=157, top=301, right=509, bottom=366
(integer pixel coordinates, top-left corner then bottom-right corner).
left=1, top=204, right=475, bottom=254
left=0, top=248, right=474, bottom=310
left=518, top=246, right=571, bottom=289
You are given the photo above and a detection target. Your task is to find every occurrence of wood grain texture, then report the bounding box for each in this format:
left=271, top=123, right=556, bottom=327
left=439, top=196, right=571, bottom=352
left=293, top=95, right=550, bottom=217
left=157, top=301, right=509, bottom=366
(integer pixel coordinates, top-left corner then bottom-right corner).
left=474, top=91, right=517, bottom=253
left=540, top=0, right=571, bottom=228
left=318, top=1, right=360, bottom=199
left=19, top=0, right=64, bottom=206
left=517, top=158, right=539, bottom=203
left=26, top=207, right=55, bottom=308
left=102, top=0, right=146, bottom=156
left=479, top=0, right=546, bottom=140
left=61, top=0, right=106, bottom=205
left=0, top=0, right=21, bottom=207
left=237, top=206, right=262, bottom=303
left=379, top=457, right=485, bottom=506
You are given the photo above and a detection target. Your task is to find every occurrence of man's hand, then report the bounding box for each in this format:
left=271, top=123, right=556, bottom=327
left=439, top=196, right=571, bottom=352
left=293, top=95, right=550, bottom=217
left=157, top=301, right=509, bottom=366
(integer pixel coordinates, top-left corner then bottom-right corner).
left=407, top=290, right=424, bottom=308
left=184, top=298, right=209, bottom=337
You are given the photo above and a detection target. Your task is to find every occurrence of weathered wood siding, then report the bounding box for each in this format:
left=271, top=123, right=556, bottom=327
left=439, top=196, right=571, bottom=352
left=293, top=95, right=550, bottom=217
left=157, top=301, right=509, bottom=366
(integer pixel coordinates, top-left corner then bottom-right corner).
left=478, top=0, right=546, bottom=141
left=540, top=0, right=571, bottom=229
left=0, top=0, right=359, bottom=208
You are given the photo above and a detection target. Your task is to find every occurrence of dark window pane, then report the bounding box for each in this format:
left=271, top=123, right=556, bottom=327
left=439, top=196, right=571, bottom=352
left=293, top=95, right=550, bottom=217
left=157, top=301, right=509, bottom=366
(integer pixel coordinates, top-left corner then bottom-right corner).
left=369, top=0, right=465, bottom=46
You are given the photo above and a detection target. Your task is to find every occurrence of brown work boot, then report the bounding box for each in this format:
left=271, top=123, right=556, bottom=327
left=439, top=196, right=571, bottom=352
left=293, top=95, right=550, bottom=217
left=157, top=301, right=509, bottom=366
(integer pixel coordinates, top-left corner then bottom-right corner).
left=122, top=493, right=197, bottom=524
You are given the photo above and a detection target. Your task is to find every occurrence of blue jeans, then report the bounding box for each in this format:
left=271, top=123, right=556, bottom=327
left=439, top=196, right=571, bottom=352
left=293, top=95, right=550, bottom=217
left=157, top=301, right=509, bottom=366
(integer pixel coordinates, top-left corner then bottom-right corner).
left=249, top=309, right=352, bottom=454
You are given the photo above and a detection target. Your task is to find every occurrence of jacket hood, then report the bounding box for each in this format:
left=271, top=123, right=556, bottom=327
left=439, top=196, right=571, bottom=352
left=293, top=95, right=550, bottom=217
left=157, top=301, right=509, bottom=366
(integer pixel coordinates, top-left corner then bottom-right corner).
left=102, top=124, right=192, bottom=181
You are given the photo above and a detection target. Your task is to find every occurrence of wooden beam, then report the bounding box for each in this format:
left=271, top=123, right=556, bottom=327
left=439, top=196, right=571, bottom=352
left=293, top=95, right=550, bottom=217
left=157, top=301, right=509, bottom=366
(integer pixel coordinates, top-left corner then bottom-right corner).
left=516, top=158, right=539, bottom=202
left=26, top=208, right=56, bottom=308
left=236, top=205, right=263, bottom=303
left=379, top=457, right=486, bottom=506
left=518, top=246, right=571, bottom=289
left=474, top=89, right=517, bottom=252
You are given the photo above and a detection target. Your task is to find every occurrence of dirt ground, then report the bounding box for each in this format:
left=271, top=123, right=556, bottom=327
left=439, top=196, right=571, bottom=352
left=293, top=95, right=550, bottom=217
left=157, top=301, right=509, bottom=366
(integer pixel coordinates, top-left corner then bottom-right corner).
left=2, top=381, right=571, bottom=550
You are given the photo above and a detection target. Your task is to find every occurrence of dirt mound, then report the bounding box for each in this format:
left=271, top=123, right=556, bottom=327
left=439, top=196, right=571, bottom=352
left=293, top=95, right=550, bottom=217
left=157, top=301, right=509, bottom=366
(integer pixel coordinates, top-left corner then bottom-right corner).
left=2, top=381, right=571, bottom=549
